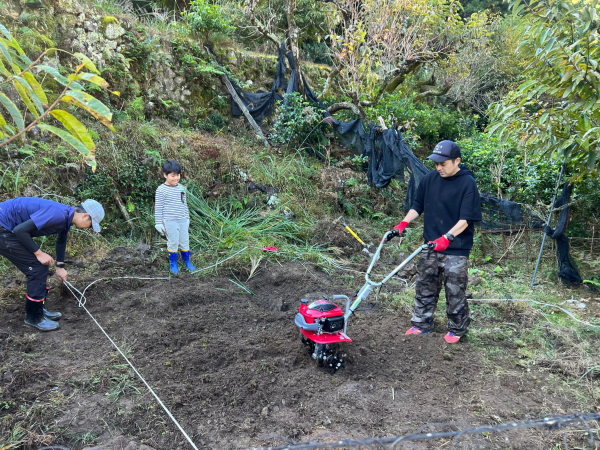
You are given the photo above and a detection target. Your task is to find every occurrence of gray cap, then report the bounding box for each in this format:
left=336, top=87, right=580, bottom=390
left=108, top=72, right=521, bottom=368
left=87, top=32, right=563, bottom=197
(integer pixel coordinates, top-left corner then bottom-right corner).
left=81, top=199, right=105, bottom=232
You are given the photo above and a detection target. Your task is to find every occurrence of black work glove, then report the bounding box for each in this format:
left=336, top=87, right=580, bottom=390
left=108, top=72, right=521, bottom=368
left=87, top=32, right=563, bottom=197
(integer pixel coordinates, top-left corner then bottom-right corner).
left=386, top=229, right=405, bottom=242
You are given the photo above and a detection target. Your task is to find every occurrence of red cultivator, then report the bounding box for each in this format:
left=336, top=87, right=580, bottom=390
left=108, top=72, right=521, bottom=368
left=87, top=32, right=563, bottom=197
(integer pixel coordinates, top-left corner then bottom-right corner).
left=295, top=232, right=434, bottom=373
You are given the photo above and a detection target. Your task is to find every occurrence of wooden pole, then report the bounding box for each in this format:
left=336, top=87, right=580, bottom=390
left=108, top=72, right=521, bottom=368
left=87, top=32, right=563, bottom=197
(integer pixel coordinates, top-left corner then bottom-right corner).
left=204, top=46, right=270, bottom=148
left=591, top=225, right=595, bottom=258
left=220, top=75, right=270, bottom=148
left=479, top=226, right=487, bottom=258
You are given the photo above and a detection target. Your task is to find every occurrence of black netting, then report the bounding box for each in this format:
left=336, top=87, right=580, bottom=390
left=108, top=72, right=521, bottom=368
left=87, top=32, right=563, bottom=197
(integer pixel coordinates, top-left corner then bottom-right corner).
left=230, top=43, right=286, bottom=124
left=227, top=43, right=581, bottom=285
left=480, top=196, right=544, bottom=231
left=544, top=183, right=582, bottom=286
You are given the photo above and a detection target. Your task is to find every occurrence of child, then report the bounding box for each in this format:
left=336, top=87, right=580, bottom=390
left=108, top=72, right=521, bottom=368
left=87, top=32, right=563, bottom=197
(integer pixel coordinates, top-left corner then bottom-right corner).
left=155, top=160, right=195, bottom=274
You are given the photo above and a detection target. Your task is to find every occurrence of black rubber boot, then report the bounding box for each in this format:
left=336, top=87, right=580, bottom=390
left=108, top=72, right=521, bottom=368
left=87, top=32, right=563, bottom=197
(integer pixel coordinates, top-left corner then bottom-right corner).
left=25, top=297, right=60, bottom=332
left=43, top=286, right=62, bottom=321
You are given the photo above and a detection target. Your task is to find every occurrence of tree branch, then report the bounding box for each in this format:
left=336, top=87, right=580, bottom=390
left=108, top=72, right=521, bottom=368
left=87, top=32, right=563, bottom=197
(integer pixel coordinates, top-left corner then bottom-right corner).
left=0, top=50, right=49, bottom=88
left=365, top=60, right=422, bottom=109
left=0, top=77, right=73, bottom=148
left=327, top=101, right=365, bottom=119
left=414, top=84, right=451, bottom=101
left=321, top=66, right=340, bottom=98
left=244, top=1, right=280, bottom=48
left=204, top=46, right=270, bottom=148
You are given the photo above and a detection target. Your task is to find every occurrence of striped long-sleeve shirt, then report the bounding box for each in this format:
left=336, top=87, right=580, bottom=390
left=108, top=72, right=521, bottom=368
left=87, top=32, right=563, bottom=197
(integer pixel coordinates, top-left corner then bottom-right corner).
left=154, top=183, right=190, bottom=224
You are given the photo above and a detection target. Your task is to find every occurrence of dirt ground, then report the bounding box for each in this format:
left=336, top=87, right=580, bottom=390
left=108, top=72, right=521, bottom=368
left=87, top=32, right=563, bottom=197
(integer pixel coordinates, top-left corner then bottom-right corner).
left=0, top=246, right=593, bottom=450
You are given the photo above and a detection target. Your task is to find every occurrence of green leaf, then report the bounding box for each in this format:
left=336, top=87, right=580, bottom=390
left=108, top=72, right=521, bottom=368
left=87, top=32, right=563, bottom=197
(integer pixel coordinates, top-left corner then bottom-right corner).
left=37, top=65, right=85, bottom=90
left=0, top=23, right=11, bottom=40
left=37, top=123, right=90, bottom=158
left=22, top=72, right=48, bottom=107
left=0, top=92, right=24, bottom=131
left=0, top=58, right=10, bottom=77
left=73, top=53, right=100, bottom=75
left=50, top=110, right=95, bottom=150
left=0, top=40, right=12, bottom=66
left=0, top=111, right=6, bottom=126
left=10, top=37, right=31, bottom=64
left=71, top=72, right=109, bottom=89
left=14, top=75, right=43, bottom=115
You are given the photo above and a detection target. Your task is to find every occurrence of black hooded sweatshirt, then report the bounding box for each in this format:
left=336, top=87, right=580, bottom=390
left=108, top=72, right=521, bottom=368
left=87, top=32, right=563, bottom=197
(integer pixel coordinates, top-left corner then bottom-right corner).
left=412, top=164, right=482, bottom=256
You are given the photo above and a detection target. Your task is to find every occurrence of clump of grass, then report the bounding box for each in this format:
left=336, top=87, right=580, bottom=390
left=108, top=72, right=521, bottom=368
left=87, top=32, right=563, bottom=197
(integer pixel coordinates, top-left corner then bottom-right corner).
left=108, top=371, right=141, bottom=402
left=186, top=187, right=343, bottom=273
left=187, top=186, right=301, bottom=253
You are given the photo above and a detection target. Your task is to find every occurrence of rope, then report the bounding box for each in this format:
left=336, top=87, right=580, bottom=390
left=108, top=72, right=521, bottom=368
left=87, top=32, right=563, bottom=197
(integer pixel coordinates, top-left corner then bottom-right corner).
left=71, top=276, right=170, bottom=307
left=471, top=298, right=600, bottom=328
left=63, top=279, right=199, bottom=450
left=190, top=246, right=249, bottom=274
left=250, top=246, right=409, bottom=287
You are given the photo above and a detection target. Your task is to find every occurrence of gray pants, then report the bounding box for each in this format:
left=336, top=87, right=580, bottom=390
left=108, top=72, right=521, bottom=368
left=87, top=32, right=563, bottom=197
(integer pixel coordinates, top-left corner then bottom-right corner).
left=164, top=218, right=191, bottom=252
left=411, top=253, right=470, bottom=335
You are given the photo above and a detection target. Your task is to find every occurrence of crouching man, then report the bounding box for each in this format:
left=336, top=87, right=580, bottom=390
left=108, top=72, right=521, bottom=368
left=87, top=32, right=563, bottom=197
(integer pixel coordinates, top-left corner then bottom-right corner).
left=0, top=198, right=105, bottom=331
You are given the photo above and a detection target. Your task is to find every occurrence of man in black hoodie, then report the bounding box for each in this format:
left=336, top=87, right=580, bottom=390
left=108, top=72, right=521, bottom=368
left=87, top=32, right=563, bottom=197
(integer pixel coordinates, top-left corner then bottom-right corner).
left=387, top=140, right=481, bottom=343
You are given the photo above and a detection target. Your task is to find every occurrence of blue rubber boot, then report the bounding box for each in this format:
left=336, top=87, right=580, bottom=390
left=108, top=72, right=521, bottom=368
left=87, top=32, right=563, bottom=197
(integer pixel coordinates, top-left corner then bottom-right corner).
left=180, top=250, right=195, bottom=271
left=168, top=251, right=179, bottom=274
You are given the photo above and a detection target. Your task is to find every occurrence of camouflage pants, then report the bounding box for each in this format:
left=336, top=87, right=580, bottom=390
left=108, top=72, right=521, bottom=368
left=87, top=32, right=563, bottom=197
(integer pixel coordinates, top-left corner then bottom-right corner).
left=411, top=253, right=470, bottom=335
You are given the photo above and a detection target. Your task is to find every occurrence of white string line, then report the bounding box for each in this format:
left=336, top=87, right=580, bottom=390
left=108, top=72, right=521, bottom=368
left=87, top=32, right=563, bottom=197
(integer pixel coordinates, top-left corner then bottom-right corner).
left=249, top=246, right=409, bottom=287
left=63, top=280, right=199, bottom=450
left=74, top=277, right=170, bottom=307
left=189, top=246, right=249, bottom=274
left=471, top=298, right=600, bottom=328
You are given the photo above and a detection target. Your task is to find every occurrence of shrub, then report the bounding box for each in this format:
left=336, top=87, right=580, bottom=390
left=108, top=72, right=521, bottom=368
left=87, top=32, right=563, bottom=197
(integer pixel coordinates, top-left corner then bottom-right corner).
left=196, top=112, right=227, bottom=132
left=458, top=133, right=561, bottom=204
left=458, top=132, right=600, bottom=236
left=182, top=0, right=235, bottom=41
left=125, top=97, right=145, bottom=121
left=301, top=41, right=332, bottom=65
left=366, top=95, right=478, bottom=153
left=270, top=92, right=328, bottom=157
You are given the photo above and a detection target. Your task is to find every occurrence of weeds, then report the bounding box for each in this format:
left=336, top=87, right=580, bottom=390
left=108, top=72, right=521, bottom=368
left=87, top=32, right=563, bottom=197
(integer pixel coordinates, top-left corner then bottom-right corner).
left=108, top=371, right=141, bottom=402
left=187, top=186, right=301, bottom=253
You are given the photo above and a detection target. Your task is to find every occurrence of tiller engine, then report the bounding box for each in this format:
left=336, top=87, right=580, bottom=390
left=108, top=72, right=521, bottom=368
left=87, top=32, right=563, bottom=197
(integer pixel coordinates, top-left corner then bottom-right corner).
left=295, top=232, right=434, bottom=374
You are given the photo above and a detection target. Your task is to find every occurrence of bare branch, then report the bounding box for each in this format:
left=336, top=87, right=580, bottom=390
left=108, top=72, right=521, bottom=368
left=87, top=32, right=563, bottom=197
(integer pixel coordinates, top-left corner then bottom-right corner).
left=321, top=67, right=340, bottom=98
left=327, top=101, right=365, bottom=119
left=413, top=84, right=451, bottom=102
left=244, top=0, right=281, bottom=48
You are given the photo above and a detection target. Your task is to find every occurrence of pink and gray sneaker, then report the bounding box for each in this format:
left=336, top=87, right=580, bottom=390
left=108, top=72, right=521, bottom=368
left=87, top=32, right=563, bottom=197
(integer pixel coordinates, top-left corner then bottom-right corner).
left=405, top=327, right=431, bottom=335
left=444, top=332, right=461, bottom=344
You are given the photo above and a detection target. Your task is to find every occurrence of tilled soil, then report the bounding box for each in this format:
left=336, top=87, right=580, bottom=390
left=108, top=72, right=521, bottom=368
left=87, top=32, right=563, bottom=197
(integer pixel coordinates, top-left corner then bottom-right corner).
left=0, top=252, right=587, bottom=450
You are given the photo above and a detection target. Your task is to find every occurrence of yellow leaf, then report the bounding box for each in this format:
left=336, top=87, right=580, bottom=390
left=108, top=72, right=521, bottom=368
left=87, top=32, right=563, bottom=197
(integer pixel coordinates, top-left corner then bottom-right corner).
left=74, top=52, right=100, bottom=75
left=22, top=72, right=48, bottom=107
left=50, top=110, right=95, bottom=151
left=13, top=81, right=39, bottom=118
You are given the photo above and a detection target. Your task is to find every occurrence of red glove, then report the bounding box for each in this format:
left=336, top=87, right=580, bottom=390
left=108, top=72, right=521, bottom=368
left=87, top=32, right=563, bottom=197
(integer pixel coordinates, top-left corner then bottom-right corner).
left=429, top=235, right=450, bottom=252
left=393, top=221, right=408, bottom=233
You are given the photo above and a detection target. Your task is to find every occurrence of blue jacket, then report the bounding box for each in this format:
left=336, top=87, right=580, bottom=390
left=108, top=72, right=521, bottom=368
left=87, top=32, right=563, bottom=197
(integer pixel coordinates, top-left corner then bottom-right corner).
left=0, top=197, right=75, bottom=236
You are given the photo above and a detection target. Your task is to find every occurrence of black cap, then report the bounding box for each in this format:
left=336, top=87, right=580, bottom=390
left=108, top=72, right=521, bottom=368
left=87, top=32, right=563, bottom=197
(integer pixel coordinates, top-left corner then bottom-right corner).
left=428, top=140, right=461, bottom=163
